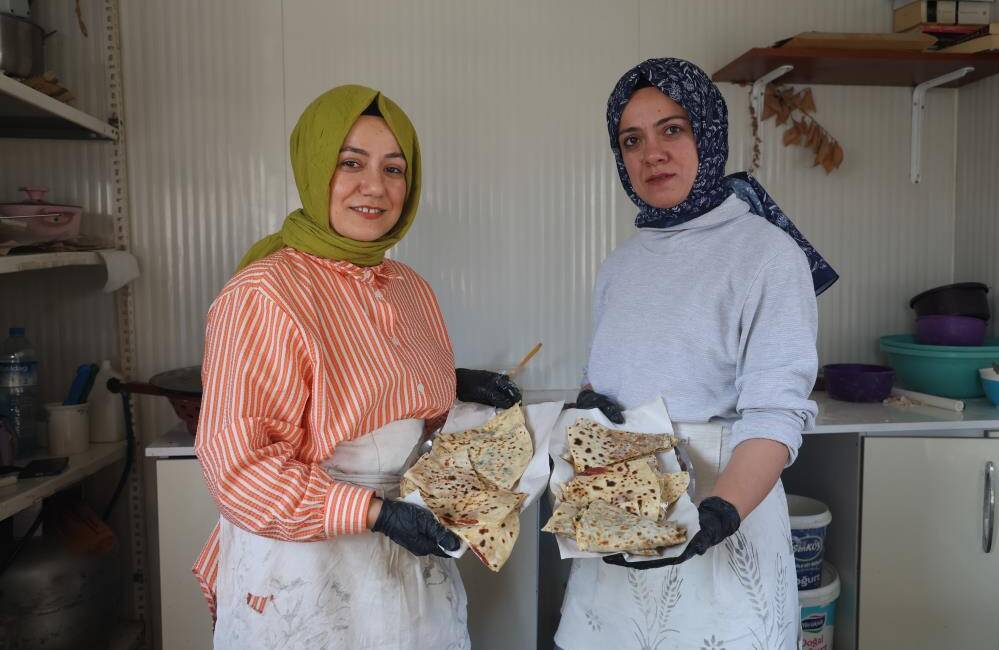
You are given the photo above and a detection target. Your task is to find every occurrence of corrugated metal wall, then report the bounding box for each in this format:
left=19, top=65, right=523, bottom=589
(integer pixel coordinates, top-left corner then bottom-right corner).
left=955, top=74, right=999, bottom=331
left=120, top=0, right=961, bottom=439
left=119, top=0, right=287, bottom=432
left=0, top=0, right=118, bottom=403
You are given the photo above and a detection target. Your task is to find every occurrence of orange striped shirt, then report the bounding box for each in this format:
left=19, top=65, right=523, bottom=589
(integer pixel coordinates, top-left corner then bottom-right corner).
left=192, top=248, right=456, bottom=616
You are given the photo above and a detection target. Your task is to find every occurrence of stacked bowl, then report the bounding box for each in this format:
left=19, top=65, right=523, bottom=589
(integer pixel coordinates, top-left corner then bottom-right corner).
left=879, top=283, right=997, bottom=399
left=910, top=283, right=990, bottom=347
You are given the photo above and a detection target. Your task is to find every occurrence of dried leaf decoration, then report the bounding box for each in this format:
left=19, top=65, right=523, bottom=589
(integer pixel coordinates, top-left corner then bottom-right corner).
left=748, top=84, right=844, bottom=174
left=782, top=123, right=801, bottom=146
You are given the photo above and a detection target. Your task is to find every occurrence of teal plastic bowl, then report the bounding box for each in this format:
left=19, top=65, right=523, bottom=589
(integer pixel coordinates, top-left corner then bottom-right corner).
left=879, top=335, right=999, bottom=399
left=980, top=368, right=999, bottom=407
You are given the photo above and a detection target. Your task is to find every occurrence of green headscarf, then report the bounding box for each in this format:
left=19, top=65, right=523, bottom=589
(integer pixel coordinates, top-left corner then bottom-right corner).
left=237, top=85, right=421, bottom=270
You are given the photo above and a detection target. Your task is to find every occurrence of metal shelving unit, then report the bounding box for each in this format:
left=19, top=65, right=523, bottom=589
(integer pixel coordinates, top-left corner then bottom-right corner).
left=0, top=0, right=148, bottom=645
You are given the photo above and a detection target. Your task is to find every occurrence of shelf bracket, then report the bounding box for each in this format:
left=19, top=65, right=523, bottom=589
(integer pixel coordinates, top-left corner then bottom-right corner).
left=751, top=64, right=793, bottom=123
left=910, top=66, right=974, bottom=184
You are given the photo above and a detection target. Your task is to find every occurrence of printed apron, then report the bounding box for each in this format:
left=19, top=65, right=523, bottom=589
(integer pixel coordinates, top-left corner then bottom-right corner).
left=212, top=419, right=471, bottom=650
left=555, top=423, right=799, bottom=650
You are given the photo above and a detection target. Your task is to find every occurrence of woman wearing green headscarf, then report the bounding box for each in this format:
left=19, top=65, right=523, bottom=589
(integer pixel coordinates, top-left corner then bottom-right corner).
left=193, top=85, right=517, bottom=649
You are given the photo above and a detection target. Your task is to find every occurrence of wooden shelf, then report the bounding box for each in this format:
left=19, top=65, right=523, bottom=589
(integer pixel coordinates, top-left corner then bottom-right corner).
left=0, top=74, right=117, bottom=140
left=713, top=47, right=999, bottom=88
left=0, top=441, right=126, bottom=521
left=0, top=249, right=113, bottom=275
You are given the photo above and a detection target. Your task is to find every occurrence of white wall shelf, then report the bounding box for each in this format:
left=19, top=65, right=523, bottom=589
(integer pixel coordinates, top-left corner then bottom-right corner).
left=0, top=441, right=126, bottom=521
left=713, top=47, right=999, bottom=183
left=0, top=74, right=117, bottom=140
left=0, top=249, right=115, bottom=275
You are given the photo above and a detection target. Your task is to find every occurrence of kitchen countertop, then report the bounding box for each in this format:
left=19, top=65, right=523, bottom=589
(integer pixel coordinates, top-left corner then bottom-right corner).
left=145, top=390, right=999, bottom=458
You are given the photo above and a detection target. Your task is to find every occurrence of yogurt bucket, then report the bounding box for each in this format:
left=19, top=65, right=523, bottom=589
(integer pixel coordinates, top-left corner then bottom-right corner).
left=787, top=494, right=832, bottom=590
left=799, top=562, right=840, bottom=650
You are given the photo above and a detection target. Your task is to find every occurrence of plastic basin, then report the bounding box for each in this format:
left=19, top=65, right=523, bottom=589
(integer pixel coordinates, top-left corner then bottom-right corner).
left=880, top=335, right=999, bottom=399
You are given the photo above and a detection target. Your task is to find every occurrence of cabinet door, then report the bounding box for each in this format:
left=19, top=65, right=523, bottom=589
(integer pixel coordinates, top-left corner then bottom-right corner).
left=860, top=437, right=999, bottom=649
left=157, top=458, right=219, bottom=650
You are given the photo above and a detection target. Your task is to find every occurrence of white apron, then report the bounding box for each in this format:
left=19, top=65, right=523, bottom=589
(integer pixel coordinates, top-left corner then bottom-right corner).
left=212, top=419, right=471, bottom=650
left=555, top=423, right=799, bottom=650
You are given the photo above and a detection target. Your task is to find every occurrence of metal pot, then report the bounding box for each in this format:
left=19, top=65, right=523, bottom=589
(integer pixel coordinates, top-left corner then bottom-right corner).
left=0, top=536, right=120, bottom=649
left=0, top=13, right=45, bottom=78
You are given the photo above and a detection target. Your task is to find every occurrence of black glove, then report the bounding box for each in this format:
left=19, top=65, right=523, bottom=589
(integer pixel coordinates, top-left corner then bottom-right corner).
left=371, top=499, right=461, bottom=558
left=574, top=388, right=625, bottom=424
left=602, top=496, right=741, bottom=570
left=455, top=368, right=521, bottom=409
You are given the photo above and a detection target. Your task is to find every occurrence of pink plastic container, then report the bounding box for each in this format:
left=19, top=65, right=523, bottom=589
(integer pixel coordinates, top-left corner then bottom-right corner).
left=0, top=187, right=81, bottom=247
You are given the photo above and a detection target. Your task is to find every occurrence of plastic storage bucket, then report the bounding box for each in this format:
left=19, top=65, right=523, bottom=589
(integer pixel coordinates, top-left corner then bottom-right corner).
left=787, top=495, right=831, bottom=590
left=799, top=562, right=840, bottom=650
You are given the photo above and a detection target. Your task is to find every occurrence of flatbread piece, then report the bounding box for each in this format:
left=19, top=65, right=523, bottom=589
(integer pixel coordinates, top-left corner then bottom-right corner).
left=574, top=500, right=687, bottom=553
left=558, top=457, right=661, bottom=520
left=567, top=418, right=679, bottom=473
left=541, top=502, right=580, bottom=536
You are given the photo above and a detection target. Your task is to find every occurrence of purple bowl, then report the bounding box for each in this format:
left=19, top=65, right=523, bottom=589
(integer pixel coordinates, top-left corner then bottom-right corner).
left=823, top=364, right=895, bottom=402
left=915, top=315, right=987, bottom=346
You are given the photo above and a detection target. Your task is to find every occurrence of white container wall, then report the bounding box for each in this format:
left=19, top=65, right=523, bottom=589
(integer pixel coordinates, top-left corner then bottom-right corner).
left=955, top=74, right=999, bottom=328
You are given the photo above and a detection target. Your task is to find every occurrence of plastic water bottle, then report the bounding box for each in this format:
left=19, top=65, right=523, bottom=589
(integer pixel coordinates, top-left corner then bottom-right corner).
left=0, top=327, right=40, bottom=458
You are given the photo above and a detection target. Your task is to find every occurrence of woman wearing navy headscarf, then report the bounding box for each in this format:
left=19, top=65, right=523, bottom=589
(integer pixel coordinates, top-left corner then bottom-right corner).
left=558, top=59, right=837, bottom=649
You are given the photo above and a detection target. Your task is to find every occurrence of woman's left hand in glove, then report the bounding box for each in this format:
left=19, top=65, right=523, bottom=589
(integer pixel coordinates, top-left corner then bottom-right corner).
left=602, top=496, right=741, bottom=570
left=455, top=368, right=522, bottom=408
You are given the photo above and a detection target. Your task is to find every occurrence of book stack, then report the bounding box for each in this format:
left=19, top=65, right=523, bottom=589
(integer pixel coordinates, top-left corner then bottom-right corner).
left=933, top=22, right=999, bottom=51
left=892, top=1, right=996, bottom=50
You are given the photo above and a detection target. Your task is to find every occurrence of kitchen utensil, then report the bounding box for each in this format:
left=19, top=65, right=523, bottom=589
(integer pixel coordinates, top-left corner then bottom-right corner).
left=889, top=387, right=965, bottom=412
left=62, top=363, right=97, bottom=405
left=915, top=314, right=987, bottom=346
left=880, top=334, right=999, bottom=398
left=909, top=282, right=990, bottom=321
left=823, top=363, right=895, bottom=402
left=112, top=366, right=202, bottom=435
left=506, top=342, right=543, bottom=379
left=62, top=363, right=90, bottom=405
left=0, top=13, right=48, bottom=78
left=78, top=363, right=98, bottom=402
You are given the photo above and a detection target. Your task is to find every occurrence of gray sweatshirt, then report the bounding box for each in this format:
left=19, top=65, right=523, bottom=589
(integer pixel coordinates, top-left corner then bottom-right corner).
left=584, top=194, right=818, bottom=463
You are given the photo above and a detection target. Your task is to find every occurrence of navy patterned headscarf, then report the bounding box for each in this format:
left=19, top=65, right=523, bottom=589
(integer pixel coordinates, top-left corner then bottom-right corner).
left=607, top=58, right=838, bottom=295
